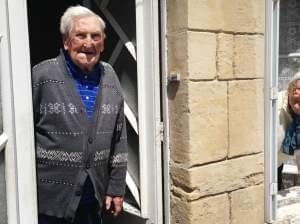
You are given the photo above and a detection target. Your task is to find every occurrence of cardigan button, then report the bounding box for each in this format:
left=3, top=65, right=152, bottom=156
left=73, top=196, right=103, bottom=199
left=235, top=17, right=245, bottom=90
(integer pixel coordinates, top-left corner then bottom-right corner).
left=88, top=137, right=93, bottom=144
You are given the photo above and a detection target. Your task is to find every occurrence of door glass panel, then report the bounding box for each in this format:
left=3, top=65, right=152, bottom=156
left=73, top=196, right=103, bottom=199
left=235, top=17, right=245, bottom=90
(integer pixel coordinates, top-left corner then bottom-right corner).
left=277, top=0, right=300, bottom=222
left=278, top=0, right=300, bottom=91
left=112, top=48, right=138, bottom=115
left=107, top=0, right=136, bottom=41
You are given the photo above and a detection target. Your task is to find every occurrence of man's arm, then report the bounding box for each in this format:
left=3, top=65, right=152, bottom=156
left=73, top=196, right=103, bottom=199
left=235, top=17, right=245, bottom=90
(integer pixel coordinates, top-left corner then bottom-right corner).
left=105, top=100, right=128, bottom=216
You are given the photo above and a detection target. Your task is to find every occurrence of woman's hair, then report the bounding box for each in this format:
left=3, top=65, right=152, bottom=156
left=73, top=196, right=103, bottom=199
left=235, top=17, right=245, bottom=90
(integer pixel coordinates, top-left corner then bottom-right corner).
left=60, top=5, right=106, bottom=37
left=288, top=71, right=300, bottom=93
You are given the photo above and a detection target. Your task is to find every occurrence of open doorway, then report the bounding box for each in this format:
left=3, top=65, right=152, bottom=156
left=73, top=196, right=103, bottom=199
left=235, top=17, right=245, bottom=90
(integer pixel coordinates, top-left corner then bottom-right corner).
left=27, top=0, right=82, bottom=66
left=26, top=1, right=162, bottom=223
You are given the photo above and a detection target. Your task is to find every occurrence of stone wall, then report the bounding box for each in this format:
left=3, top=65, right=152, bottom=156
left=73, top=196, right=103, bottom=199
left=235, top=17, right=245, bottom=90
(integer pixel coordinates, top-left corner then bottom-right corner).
left=167, top=0, right=265, bottom=223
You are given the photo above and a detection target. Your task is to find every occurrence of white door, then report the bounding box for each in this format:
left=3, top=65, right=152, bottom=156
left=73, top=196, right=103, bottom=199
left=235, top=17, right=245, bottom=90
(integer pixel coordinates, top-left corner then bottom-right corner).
left=0, top=0, right=38, bottom=223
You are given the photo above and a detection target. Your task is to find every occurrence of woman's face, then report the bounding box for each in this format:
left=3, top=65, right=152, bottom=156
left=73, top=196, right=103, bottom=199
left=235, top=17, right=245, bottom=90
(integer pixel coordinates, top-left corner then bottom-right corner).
left=289, top=80, right=300, bottom=114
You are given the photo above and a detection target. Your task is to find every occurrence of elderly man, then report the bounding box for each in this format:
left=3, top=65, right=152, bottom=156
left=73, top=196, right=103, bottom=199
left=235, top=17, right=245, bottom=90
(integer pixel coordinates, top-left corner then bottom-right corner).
left=32, top=5, right=127, bottom=224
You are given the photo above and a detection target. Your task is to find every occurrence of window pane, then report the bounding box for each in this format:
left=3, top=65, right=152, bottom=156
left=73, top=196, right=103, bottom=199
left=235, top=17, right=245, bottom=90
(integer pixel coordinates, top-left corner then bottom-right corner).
left=277, top=0, right=300, bottom=222
left=278, top=0, right=300, bottom=91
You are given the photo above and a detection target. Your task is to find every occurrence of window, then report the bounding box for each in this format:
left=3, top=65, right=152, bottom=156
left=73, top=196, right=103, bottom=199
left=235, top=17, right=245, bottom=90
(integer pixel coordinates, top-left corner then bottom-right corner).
left=265, top=0, right=300, bottom=223
left=278, top=0, right=300, bottom=91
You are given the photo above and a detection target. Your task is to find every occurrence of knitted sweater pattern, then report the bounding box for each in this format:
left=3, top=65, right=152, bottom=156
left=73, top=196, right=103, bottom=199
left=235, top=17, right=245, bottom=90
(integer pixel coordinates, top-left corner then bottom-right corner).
left=32, top=52, right=128, bottom=221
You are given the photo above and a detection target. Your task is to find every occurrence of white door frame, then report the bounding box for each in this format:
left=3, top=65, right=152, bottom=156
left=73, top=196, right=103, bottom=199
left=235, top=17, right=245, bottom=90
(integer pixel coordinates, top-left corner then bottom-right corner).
left=0, top=0, right=38, bottom=223
left=160, top=0, right=170, bottom=223
left=264, top=0, right=280, bottom=223
left=136, top=0, right=163, bottom=223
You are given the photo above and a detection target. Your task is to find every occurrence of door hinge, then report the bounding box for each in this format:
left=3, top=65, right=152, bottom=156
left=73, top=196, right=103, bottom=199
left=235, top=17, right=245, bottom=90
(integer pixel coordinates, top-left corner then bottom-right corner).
left=270, top=182, right=278, bottom=195
left=160, top=122, right=164, bottom=142
left=270, top=87, right=278, bottom=100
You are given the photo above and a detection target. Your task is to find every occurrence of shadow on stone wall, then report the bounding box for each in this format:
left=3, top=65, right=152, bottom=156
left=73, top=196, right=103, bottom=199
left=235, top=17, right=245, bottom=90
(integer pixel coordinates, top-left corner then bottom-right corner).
left=167, top=82, right=180, bottom=100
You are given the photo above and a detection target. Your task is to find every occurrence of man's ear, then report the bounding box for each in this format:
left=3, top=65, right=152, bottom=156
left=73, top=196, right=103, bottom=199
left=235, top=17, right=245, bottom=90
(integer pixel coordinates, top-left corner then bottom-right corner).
left=63, top=36, right=69, bottom=51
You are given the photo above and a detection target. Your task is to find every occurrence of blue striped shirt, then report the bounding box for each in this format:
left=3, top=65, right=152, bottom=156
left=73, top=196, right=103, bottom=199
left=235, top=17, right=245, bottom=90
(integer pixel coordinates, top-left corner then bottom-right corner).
left=65, top=53, right=101, bottom=121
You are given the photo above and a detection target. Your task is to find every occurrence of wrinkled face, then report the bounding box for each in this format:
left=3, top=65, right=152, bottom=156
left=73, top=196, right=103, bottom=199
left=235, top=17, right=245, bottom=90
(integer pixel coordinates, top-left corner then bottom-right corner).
left=289, top=79, right=300, bottom=111
left=63, top=16, right=104, bottom=72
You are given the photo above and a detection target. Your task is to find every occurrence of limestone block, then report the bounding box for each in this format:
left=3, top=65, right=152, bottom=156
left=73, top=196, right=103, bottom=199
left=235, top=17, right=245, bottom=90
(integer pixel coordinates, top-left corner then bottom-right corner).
left=168, top=31, right=216, bottom=80
left=187, top=32, right=216, bottom=80
left=167, top=0, right=188, bottom=33
left=170, top=113, right=190, bottom=164
left=230, top=185, right=264, bottom=224
left=169, top=80, right=190, bottom=164
left=187, top=0, right=222, bottom=31
left=188, top=81, right=227, bottom=166
left=168, top=32, right=188, bottom=80
left=171, top=194, right=230, bottom=224
left=187, top=0, right=264, bottom=33
left=171, top=154, right=263, bottom=200
left=221, top=0, right=265, bottom=33
left=234, top=35, right=264, bottom=79
left=217, top=33, right=234, bottom=80
left=189, top=194, right=230, bottom=224
left=228, top=80, right=264, bottom=157
left=171, top=195, right=190, bottom=224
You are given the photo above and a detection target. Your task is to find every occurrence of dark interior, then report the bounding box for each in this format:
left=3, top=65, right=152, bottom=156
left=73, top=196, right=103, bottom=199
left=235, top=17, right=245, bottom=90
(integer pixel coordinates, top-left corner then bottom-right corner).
left=26, top=1, right=144, bottom=223
left=26, top=0, right=122, bottom=67
left=27, top=0, right=84, bottom=66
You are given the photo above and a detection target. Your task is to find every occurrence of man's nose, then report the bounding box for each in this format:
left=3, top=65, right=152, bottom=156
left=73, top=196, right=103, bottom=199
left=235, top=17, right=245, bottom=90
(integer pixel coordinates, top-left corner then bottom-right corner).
left=83, top=35, right=93, bottom=46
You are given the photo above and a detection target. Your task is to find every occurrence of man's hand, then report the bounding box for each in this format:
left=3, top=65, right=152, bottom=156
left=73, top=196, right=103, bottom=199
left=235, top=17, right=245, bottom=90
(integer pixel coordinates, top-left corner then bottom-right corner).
left=105, top=195, right=124, bottom=217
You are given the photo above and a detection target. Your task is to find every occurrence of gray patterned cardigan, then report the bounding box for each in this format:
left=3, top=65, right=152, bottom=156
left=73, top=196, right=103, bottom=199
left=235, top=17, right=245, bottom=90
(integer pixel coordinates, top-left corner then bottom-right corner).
left=32, top=52, right=128, bottom=221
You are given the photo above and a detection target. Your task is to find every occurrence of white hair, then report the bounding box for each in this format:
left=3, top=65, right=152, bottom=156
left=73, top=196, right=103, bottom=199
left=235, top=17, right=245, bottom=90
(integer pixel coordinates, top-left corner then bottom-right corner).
left=60, top=5, right=106, bottom=37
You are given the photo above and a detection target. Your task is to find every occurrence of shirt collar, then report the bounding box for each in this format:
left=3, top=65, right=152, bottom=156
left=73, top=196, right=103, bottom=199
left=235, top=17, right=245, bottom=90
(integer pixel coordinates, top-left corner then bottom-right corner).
left=64, top=51, right=100, bottom=84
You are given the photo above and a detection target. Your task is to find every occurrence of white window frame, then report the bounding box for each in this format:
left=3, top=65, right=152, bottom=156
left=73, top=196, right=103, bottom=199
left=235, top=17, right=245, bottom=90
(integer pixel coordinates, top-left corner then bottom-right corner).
left=0, top=0, right=38, bottom=223
left=265, top=0, right=280, bottom=223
